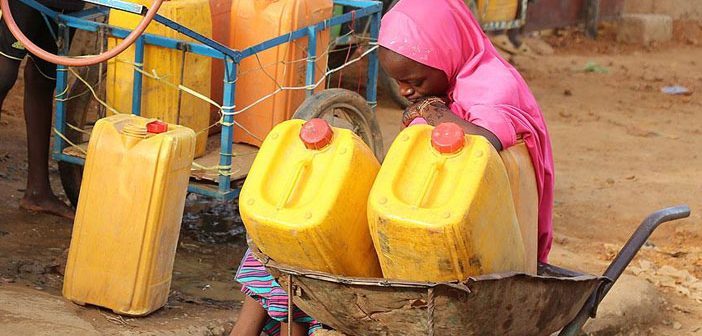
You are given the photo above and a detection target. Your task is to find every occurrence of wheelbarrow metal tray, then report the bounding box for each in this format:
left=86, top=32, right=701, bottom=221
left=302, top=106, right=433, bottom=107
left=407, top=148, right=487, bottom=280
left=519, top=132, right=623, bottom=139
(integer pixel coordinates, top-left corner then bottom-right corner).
left=251, top=248, right=609, bottom=336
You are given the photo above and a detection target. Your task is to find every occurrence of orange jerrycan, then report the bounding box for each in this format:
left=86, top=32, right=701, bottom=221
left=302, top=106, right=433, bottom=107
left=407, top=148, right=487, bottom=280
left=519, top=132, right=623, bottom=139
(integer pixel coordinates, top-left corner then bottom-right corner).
left=106, top=0, right=212, bottom=157
left=240, top=119, right=382, bottom=277
left=368, top=123, right=527, bottom=282
left=229, top=0, right=333, bottom=146
left=500, top=142, right=539, bottom=274
left=476, top=0, right=518, bottom=22
left=63, top=114, right=195, bottom=316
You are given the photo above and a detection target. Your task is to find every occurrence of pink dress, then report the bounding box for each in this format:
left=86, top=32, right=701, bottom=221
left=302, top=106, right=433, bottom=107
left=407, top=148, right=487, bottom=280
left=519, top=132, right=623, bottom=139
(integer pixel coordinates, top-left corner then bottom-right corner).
left=379, top=0, right=555, bottom=262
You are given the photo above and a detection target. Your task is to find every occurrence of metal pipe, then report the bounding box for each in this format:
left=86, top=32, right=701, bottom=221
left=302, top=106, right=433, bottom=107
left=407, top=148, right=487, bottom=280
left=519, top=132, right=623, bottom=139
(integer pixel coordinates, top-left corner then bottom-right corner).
left=585, top=0, right=600, bottom=38
left=365, top=10, right=381, bottom=112
left=53, top=24, right=71, bottom=158
left=132, top=36, right=145, bottom=116
left=305, top=27, right=318, bottom=97
left=218, top=59, right=237, bottom=193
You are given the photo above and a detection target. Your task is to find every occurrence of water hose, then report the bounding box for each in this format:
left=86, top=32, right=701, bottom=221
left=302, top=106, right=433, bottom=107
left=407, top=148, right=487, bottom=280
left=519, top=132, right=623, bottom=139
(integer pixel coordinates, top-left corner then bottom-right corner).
left=0, top=0, right=164, bottom=66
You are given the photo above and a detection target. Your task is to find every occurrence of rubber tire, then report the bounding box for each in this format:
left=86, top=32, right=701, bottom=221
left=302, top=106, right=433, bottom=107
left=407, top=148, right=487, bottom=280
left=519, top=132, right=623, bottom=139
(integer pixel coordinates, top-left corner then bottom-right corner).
left=58, top=161, right=82, bottom=208
left=58, top=65, right=104, bottom=207
left=293, top=88, right=384, bottom=161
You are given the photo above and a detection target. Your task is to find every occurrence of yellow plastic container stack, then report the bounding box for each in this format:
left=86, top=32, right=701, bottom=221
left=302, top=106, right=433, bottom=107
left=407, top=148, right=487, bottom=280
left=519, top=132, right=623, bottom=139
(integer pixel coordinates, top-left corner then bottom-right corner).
left=476, top=0, right=518, bottom=22
left=500, top=142, right=539, bottom=274
left=229, top=0, right=333, bottom=146
left=240, top=119, right=382, bottom=277
left=106, top=0, right=212, bottom=157
left=368, top=123, right=526, bottom=282
left=63, top=114, right=195, bottom=316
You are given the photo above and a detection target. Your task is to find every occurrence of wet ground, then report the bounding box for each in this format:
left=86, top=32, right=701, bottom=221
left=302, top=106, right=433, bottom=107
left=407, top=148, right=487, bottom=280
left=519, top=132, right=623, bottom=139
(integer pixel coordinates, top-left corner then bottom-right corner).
left=182, top=194, right=246, bottom=245
left=0, top=137, right=247, bottom=334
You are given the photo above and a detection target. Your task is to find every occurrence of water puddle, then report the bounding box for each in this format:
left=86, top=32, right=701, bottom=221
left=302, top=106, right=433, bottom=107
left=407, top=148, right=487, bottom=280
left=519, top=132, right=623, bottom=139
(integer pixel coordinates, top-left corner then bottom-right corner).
left=181, top=193, right=246, bottom=244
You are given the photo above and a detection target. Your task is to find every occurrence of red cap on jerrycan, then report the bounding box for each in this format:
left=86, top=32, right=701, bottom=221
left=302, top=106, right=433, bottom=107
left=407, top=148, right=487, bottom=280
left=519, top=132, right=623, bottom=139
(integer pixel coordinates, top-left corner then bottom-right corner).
left=299, top=118, right=334, bottom=150
left=146, top=120, right=169, bottom=134
left=431, top=123, right=465, bottom=154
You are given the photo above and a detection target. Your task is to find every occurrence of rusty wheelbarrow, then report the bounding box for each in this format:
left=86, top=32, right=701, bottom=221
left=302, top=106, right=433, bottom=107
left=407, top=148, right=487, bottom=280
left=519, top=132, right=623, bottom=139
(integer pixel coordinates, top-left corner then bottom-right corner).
left=248, top=205, right=691, bottom=336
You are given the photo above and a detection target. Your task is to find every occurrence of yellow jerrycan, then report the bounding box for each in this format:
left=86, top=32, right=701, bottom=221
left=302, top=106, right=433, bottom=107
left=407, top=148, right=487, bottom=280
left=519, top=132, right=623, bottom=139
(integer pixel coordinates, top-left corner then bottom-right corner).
left=62, top=114, right=196, bottom=316
left=240, top=119, right=382, bottom=277
left=229, top=0, right=333, bottom=146
left=500, top=142, right=539, bottom=274
left=368, top=123, right=527, bottom=282
left=106, top=0, right=212, bottom=157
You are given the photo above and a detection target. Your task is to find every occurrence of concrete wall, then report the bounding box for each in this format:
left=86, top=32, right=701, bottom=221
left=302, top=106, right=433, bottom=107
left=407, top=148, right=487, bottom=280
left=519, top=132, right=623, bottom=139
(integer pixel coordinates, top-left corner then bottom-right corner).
left=625, top=0, right=702, bottom=20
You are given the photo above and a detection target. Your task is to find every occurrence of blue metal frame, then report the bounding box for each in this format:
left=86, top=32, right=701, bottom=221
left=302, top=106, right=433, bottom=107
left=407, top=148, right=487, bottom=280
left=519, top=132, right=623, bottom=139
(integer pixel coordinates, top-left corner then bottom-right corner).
left=131, top=36, right=145, bottom=116
left=305, top=27, right=318, bottom=98
left=16, top=0, right=382, bottom=201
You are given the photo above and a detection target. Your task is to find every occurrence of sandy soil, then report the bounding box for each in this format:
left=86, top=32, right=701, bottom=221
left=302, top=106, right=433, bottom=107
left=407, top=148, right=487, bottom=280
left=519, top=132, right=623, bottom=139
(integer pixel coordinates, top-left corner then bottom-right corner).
left=1, top=23, right=701, bottom=335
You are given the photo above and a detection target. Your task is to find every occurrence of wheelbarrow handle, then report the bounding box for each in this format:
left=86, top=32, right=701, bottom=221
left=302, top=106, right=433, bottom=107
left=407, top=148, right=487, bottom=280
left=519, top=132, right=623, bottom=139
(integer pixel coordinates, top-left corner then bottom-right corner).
left=599, top=205, right=690, bottom=294
left=558, top=205, right=691, bottom=336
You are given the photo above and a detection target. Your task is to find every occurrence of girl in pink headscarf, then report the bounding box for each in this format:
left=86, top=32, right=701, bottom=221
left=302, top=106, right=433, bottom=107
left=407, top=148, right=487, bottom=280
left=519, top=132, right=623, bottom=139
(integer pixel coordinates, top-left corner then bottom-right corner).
left=379, top=0, right=555, bottom=262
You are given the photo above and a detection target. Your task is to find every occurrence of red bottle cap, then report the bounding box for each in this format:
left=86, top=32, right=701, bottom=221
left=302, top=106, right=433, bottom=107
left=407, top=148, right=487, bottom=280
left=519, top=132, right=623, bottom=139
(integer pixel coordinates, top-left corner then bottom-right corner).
left=299, top=119, right=334, bottom=150
left=431, top=123, right=465, bottom=154
left=146, top=120, right=169, bottom=134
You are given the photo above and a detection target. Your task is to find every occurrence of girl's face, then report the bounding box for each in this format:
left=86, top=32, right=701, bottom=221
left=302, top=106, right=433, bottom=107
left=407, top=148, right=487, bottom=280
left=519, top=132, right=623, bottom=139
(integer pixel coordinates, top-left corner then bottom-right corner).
left=379, top=47, right=450, bottom=102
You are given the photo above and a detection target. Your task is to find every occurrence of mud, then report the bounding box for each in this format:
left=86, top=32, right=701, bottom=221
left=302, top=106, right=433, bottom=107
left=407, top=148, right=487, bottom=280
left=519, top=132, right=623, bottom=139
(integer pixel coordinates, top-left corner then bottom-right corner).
left=182, top=194, right=246, bottom=245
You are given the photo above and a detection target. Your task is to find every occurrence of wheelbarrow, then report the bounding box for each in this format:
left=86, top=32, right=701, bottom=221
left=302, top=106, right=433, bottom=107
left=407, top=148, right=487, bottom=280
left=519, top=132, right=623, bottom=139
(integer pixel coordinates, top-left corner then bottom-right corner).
left=248, top=205, right=691, bottom=336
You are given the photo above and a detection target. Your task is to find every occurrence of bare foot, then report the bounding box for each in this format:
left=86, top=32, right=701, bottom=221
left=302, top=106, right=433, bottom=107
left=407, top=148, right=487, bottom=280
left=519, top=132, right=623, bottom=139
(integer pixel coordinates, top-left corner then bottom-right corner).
left=20, top=194, right=75, bottom=220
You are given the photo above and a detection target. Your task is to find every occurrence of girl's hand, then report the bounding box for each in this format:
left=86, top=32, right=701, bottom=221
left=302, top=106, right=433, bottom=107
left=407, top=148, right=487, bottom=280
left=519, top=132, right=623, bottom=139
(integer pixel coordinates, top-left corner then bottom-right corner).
left=402, top=96, right=449, bottom=127
left=403, top=97, right=503, bottom=151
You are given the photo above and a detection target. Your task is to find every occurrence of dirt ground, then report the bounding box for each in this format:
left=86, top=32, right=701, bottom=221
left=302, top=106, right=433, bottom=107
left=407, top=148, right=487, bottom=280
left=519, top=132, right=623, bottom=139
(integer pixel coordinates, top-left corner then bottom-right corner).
left=1, top=23, right=702, bottom=335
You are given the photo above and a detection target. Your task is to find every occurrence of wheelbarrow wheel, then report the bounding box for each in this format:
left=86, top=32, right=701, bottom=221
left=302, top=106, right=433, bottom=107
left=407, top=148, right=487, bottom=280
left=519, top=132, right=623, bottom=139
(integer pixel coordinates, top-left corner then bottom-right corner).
left=293, top=88, right=384, bottom=160
left=57, top=61, right=105, bottom=207
left=58, top=162, right=82, bottom=208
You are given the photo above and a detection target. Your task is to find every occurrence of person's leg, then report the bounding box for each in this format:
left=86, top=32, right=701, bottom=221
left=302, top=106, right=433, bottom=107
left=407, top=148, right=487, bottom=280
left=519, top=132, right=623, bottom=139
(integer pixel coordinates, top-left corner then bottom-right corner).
left=230, top=296, right=268, bottom=336
left=18, top=57, right=75, bottom=219
left=0, top=56, right=21, bottom=118
left=507, top=28, right=523, bottom=47
left=0, top=0, right=26, bottom=120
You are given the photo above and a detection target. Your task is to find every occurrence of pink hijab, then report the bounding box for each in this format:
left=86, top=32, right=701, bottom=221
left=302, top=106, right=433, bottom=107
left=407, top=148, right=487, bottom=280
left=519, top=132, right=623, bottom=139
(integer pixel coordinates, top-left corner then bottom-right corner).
left=379, top=0, right=554, bottom=262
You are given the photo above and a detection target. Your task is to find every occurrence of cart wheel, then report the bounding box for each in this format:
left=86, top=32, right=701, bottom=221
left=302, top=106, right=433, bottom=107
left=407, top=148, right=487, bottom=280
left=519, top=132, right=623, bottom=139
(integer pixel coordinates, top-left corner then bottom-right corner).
left=58, top=63, right=104, bottom=207
left=379, top=67, right=410, bottom=109
left=58, top=162, right=82, bottom=208
left=293, top=89, right=384, bottom=160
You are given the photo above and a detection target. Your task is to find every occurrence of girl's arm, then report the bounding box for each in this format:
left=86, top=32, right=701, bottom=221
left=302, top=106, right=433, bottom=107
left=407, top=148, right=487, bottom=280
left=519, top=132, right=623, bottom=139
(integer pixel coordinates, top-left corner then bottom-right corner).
left=403, top=98, right=503, bottom=151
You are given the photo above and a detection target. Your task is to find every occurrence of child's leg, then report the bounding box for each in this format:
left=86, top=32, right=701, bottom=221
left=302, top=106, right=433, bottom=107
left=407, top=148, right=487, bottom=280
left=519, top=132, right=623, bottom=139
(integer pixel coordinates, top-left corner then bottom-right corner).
left=230, top=296, right=267, bottom=336
left=234, top=250, right=323, bottom=335
left=18, top=58, right=75, bottom=219
left=229, top=295, right=312, bottom=336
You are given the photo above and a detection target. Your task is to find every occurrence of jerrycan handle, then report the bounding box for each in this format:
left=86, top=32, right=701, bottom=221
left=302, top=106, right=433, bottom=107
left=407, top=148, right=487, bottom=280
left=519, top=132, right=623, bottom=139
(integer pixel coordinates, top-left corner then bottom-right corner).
left=276, top=158, right=312, bottom=209
left=413, top=123, right=466, bottom=208
left=276, top=119, right=334, bottom=209
left=413, top=158, right=445, bottom=208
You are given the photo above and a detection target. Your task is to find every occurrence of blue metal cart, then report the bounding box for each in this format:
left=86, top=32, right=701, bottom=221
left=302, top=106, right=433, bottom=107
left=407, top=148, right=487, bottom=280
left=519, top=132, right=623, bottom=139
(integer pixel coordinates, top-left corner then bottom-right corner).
left=13, top=0, right=383, bottom=203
